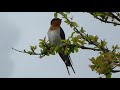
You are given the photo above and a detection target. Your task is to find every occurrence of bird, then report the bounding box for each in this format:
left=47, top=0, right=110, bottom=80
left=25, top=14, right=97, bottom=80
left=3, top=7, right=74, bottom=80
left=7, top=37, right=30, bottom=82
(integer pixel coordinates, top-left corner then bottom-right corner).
left=47, top=18, right=75, bottom=75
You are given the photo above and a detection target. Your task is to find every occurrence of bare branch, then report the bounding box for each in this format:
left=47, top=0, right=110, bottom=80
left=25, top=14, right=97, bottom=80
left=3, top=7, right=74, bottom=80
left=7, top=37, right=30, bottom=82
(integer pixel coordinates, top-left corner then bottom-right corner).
left=12, top=48, right=41, bottom=56
left=80, top=46, right=100, bottom=51
left=112, top=70, right=120, bottom=73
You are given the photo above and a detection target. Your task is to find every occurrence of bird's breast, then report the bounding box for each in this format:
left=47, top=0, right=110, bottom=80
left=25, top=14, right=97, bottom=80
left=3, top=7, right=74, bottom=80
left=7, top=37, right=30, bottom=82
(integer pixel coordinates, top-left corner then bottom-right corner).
left=48, top=28, right=62, bottom=45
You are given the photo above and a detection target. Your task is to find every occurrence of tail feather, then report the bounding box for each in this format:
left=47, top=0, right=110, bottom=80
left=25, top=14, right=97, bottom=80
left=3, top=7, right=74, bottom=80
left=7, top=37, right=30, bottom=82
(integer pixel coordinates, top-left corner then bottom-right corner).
left=68, top=56, right=75, bottom=73
left=66, top=65, right=70, bottom=75
left=70, top=63, right=75, bottom=73
left=59, top=52, right=75, bottom=75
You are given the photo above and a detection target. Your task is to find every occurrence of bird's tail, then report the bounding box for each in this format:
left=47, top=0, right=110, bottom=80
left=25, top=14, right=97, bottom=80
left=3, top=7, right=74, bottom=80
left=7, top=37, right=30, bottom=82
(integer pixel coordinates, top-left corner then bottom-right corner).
left=59, top=52, right=75, bottom=75
left=67, top=56, right=75, bottom=74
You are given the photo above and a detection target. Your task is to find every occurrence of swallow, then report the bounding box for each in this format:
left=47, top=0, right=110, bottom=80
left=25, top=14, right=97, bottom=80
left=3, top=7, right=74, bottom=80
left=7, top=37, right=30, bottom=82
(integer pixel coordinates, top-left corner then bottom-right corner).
left=47, top=18, right=75, bottom=75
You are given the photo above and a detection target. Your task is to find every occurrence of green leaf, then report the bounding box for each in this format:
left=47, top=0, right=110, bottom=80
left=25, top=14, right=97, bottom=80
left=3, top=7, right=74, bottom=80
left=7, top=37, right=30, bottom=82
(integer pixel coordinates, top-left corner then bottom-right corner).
left=61, top=40, right=67, bottom=43
left=27, top=51, right=33, bottom=55
left=112, top=45, right=119, bottom=51
left=70, top=23, right=73, bottom=28
left=60, top=12, right=67, bottom=19
left=67, top=49, right=71, bottom=55
left=47, top=53, right=50, bottom=56
left=64, top=48, right=69, bottom=55
left=30, top=46, right=34, bottom=49
left=94, top=35, right=98, bottom=42
left=89, top=57, right=97, bottom=64
left=70, top=48, right=74, bottom=53
left=70, top=32, right=75, bottom=38
left=64, top=13, right=67, bottom=19
left=80, top=27, right=85, bottom=33
left=100, top=40, right=107, bottom=47
left=74, top=42, right=80, bottom=47
left=54, top=12, right=58, bottom=18
left=34, top=46, right=37, bottom=49
left=88, top=35, right=94, bottom=40
left=95, top=12, right=105, bottom=17
left=66, top=12, right=70, bottom=14
left=39, top=39, right=44, bottom=42
left=54, top=46, right=59, bottom=52
left=90, top=65, right=96, bottom=71
left=72, top=22, right=78, bottom=27
left=72, top=37, right=78, bottom=42
left=30, top=46, right=35, bottom=51
left=39, top=45, right=44, bottom=49
left=80, top=40, right=86, bottom=45
left=64, top=20, right=70, bottom=25
left=51, top=51, right=55, bottom=55
left=105, top=73, right=111, bottom=78
left=74, top=47, right=78, bottom=53
left=30, top=46, right=37, bottom=51
left=39, top=41, right=44, bottom=45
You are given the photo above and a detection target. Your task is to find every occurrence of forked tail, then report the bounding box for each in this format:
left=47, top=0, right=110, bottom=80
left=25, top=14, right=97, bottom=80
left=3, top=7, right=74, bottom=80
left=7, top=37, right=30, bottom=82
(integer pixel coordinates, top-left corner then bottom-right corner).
left=65, top=57, right=75, bottom=75
left=59, top=52, right=75, bottom=75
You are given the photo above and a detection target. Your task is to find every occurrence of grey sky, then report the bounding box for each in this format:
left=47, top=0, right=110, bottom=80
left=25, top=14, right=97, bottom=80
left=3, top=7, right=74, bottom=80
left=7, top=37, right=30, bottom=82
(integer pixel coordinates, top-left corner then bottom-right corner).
left=0, top=12, right=120, bottom=78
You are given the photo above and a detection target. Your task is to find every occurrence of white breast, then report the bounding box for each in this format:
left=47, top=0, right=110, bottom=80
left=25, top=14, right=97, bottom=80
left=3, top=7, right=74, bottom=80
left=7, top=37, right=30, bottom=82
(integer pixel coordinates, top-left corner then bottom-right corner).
left=48, top=27, right=62, bottom=45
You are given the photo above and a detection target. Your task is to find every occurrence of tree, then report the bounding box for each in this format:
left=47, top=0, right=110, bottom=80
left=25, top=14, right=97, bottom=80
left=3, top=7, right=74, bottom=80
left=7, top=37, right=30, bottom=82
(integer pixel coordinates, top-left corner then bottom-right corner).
left=12, top=12, right=120, bottom=78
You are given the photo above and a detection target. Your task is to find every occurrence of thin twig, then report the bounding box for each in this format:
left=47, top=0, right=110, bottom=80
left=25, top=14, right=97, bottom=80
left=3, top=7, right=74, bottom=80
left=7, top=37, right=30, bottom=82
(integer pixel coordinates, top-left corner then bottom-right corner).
left=12, top=48, right=25, bottom=53
left=12, top=48, right=41, bottom=55
left=80, top=46, right=100, bottom=51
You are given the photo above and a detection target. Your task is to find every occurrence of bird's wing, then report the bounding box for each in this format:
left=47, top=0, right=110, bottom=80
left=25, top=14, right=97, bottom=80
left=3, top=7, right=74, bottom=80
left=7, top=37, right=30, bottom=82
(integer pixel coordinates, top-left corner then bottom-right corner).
left=60, top=27, right=65, bottom=40
left=59, top=27, right=75, bottom=75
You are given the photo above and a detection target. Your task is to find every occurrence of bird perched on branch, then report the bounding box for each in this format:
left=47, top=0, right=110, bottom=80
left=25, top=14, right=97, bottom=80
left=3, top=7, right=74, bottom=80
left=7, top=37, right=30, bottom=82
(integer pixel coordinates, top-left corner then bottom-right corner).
left=47, top=18, right=75, bottom=75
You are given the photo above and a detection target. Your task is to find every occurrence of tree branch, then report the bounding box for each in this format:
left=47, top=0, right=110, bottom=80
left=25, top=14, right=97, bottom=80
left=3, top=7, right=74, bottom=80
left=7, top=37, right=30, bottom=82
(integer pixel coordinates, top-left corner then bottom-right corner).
left=80, top=46, right=100, bottom=51
left=109, top=12, right=120, bottom=22
left=12, top=48, right=41, bottom=56
left=112, top=70, right=120, bottom=73
left=89, top=12, right=120, bottom=25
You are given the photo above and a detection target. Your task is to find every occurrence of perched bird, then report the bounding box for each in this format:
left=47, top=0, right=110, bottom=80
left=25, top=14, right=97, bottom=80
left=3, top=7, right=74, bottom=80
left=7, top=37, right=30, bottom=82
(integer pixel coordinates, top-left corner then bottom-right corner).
left=47, top=18, right=75, bottom=75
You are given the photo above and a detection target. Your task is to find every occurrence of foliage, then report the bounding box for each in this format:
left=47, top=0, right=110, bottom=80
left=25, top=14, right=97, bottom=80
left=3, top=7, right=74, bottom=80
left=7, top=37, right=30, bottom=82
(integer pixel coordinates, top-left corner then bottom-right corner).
left=13, top=12, right=120, bottom=78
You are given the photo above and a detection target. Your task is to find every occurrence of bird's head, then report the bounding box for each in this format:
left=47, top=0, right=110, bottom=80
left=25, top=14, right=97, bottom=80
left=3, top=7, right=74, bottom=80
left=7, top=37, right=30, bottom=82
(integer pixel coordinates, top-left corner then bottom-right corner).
left=50, top=18, right=62, bottom=27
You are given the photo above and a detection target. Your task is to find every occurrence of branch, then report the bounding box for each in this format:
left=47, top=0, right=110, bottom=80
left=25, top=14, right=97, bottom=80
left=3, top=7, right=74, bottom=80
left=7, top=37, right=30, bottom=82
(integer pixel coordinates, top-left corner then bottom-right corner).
left=89, top=12, right=120, bottom=25
left=80, top=46, right=100, bottom=51
left=67, top=44, right=100, bottom=51
left=12, top=48, right=41, bottom=56
left=112, top=70, right=120, bottom=73
left=109, top=12, right=120, bottom=22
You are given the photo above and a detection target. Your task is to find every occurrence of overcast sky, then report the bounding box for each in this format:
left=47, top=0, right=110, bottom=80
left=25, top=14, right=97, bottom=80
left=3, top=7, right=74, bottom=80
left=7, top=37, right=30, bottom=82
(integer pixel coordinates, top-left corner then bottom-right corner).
left=0, top=12, right=120, bottom=78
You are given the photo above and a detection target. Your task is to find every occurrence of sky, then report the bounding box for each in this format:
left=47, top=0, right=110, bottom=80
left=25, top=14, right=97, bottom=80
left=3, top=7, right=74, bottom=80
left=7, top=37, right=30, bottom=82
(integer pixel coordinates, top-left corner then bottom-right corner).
left=0, top=12, right=120, bottom=78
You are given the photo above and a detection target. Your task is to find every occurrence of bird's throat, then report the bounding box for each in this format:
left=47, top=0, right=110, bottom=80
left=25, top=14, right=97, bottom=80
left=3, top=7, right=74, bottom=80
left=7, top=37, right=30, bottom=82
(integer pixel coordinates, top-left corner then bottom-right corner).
left=49, top=25, right=60, bottom=31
